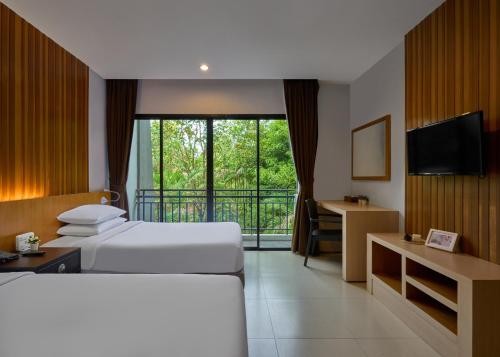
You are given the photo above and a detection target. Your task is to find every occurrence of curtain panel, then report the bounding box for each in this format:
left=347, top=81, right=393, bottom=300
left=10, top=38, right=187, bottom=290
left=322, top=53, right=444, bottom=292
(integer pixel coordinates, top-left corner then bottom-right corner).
left=284, top=79, right=319, bottom=255
left=106, top=79, right=138, bottom=218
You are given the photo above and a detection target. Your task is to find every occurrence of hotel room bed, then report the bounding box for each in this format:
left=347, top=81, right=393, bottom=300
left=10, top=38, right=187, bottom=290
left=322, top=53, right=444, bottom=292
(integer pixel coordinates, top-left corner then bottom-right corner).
left=43, top=221, right=244, bottom=278
left=0, top=272, right=248, bottom=357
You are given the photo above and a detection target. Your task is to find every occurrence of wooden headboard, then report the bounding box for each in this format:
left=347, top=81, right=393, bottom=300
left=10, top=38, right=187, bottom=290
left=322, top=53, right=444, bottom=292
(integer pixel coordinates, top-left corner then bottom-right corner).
left=0, top=192, right=110, bottom=251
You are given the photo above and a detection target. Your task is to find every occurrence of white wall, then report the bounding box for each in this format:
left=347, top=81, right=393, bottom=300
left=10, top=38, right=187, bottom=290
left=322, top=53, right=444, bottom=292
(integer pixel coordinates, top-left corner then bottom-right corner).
left=88, top=69, right=108, bottom=191
left=137, top=79, right=285, bottom=114
left=315, top=83, right=351, bottom=199
left=350, top=42, right=405, bottom=229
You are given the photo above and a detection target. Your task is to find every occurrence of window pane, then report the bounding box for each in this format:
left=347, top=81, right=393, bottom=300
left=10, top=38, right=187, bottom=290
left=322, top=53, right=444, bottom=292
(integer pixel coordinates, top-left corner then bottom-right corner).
left=214, top=120, right=258, bottom=248
left=259, top=119, right=296, bottom=249
left=162, top=119, right=207, bottom=223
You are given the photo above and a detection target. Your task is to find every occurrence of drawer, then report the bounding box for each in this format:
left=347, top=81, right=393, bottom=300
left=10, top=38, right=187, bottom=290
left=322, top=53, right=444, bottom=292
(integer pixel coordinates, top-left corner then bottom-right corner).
left=37, top=252, right=81, bottom=274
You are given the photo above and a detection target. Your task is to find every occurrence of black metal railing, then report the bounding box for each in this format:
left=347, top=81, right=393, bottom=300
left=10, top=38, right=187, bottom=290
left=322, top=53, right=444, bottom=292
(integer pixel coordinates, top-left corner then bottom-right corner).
left=135, top=188, right=296, bottom=236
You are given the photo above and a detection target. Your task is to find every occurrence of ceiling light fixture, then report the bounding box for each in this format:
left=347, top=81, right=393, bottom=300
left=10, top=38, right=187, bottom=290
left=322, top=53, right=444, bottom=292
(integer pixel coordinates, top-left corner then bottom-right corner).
left=200, top=64, right=209, bottom=72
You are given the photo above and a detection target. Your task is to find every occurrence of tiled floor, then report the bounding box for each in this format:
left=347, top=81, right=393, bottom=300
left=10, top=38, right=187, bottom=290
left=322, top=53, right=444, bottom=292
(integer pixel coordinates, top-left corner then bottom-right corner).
left=244, top=251, right=441, bottom=357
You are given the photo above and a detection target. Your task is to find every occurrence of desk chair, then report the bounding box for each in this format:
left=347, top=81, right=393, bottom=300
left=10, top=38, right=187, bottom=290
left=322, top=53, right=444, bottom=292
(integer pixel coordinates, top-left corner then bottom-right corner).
left=304, top=199, right=343, bottom=267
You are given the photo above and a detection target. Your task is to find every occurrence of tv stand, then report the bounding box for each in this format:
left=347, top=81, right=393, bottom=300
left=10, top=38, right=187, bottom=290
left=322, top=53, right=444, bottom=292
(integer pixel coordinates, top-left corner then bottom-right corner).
left=367, top=233, right=500, bottom=357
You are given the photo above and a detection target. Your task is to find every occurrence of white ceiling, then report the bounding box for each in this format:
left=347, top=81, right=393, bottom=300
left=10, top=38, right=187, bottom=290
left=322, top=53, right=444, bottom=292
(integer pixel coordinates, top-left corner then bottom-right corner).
left=3, top=0, right=443, bottom=82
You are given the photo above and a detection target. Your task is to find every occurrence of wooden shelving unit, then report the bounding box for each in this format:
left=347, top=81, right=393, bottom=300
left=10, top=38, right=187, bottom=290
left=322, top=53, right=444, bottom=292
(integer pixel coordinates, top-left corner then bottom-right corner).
left=367, top=233, right=500, bottom=357
left=372, top=242, right=402, bottom=294
left=406, top=283, right=457, bottom=334
left=373, top=272, right=402, bottom=294
left=406, top=258, right=458, bottom=311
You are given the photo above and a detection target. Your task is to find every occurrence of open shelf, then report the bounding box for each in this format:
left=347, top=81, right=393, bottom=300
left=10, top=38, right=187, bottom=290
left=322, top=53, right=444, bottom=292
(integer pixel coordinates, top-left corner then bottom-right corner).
left=373, top=272, right=402, bottom=293
left=368, top=233, right=500, bottom=357
left=406, top=283, right=457, bottom=335
left=372, top=242, right=402, bottom=294
left=406, top=258, right=457, bottom=304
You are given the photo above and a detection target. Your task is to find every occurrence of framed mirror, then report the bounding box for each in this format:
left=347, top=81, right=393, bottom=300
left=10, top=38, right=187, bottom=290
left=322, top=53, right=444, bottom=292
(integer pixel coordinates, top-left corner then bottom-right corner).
left=352, top=115, right=391, bottom=181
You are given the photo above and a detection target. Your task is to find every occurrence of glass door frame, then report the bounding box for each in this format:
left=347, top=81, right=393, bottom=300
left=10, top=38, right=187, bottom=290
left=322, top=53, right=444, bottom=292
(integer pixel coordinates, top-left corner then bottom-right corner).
left=135, top=114, right=289, bottom=251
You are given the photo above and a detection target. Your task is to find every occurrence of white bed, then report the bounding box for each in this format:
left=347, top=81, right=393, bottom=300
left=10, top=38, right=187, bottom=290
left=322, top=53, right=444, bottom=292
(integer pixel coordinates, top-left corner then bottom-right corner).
left=0, top=272, right=248, bottom=357
left=43, top=221, right=244, bottom=276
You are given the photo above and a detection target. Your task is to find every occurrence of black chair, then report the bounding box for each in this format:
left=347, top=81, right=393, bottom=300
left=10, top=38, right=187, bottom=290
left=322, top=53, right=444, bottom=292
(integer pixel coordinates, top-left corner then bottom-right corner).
left=304, top=198, right=343, bottom=267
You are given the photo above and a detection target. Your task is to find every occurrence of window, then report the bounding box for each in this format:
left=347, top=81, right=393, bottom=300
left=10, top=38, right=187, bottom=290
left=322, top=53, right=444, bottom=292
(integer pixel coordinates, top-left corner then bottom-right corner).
left=129, top=115, right=296, bottom=250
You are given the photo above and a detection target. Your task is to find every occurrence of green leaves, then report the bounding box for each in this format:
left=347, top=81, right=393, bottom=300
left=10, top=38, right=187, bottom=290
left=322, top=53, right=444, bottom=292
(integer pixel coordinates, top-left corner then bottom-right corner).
left=141, top=118, right=297, bottom=232
left=149, top=119, right=295, bottom=191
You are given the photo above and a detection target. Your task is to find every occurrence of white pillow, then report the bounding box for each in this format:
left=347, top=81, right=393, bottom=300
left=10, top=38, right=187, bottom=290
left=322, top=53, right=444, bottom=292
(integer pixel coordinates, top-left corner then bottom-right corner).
left=57, top=217, right=127, bottom=237
left=57, top=204, right=126, bottom=224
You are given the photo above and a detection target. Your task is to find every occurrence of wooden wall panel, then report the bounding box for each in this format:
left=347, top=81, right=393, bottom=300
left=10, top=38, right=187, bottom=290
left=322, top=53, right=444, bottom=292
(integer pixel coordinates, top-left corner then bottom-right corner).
left=0, top=2, right=88, bottom=202
left=405, top=0, right=500, bottom=262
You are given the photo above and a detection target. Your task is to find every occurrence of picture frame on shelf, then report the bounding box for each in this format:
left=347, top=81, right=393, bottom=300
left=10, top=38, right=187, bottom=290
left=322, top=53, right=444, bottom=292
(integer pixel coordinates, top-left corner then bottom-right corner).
left=425, top=229, right=459, bottom=252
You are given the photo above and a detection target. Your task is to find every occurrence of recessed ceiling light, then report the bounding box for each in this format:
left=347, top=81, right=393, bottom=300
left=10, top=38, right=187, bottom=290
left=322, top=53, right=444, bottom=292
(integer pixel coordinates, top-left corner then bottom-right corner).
left=200, top=64, right=209, bottom=72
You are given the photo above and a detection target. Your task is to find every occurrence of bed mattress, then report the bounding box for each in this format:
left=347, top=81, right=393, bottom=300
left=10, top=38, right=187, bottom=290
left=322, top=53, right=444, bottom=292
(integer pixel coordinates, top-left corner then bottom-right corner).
left=0, top=272, right=248, bottom=357
left=43, top=221, right=244, bottom=274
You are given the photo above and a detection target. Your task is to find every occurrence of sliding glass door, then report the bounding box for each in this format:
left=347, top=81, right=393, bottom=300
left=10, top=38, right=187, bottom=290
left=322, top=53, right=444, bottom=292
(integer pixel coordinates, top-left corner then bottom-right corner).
left=214, top=119, right=258, bottom=248
left=131, top=115, right=296, bottom=250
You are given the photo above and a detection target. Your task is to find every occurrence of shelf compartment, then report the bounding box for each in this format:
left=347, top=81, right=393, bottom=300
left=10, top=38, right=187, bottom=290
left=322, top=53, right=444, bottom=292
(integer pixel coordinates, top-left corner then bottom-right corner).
left=406, top=276, right=458, bottom=312
left=406, top=283, right=457, bottom=335
left=372, top=242, right=402, bottom=294
left=406, top=258, right=457, bottom=304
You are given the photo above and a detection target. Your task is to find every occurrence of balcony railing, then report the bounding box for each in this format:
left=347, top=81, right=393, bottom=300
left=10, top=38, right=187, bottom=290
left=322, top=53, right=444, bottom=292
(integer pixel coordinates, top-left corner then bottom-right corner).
left=135, top=188, right=296, bottom=236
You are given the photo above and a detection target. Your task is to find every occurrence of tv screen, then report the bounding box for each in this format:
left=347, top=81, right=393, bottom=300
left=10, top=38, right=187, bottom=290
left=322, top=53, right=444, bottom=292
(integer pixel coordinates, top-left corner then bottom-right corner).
left=407, top=111, right=486, bottom=176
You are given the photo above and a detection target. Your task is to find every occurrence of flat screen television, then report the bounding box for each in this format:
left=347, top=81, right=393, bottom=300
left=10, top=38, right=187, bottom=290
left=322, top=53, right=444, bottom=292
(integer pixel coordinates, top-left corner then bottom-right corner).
left=407, top=111, right=486, bottom=176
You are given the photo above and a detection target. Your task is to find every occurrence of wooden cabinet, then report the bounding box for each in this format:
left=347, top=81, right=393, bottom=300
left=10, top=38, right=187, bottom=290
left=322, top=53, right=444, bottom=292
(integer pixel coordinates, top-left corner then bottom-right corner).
left=0, top=247, right=81, bottom=274
left=367, top=233, right=500, bottom=357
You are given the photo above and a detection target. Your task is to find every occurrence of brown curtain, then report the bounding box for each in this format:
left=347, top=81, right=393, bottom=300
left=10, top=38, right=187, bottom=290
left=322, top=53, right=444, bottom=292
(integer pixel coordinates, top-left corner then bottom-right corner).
left=106, top=79, right=138, bottom=218
left=284, top=79, right=319, bottom=255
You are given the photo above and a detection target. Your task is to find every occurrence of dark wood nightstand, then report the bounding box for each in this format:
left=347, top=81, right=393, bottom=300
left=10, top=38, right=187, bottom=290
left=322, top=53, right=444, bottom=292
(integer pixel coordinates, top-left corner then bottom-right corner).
left=0, top=247, right=81, bottom=273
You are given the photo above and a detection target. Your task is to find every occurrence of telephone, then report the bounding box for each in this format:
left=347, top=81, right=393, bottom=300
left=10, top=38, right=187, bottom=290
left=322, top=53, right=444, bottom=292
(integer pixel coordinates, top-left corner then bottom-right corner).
left=0, top=251, right=19, bottom=264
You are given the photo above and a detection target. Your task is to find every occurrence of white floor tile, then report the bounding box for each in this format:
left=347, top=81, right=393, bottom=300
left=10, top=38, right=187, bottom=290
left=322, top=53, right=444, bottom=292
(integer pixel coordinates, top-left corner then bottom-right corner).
left=245, top=299, right=275, bottom=338
left=262, top=274, right=367, bottom=299
left=242, top=252, right=436, bottom=357
left=276, top=339, right=367, bottom=357
left=248, top=339, right=278, bottom=357
left=336, top=298, right=417, bottom=338
left=357, top=338, right=440, bottom=357
left=244, top=276, right=266, bottom=299
left=267, top=299, right=353, bottom=338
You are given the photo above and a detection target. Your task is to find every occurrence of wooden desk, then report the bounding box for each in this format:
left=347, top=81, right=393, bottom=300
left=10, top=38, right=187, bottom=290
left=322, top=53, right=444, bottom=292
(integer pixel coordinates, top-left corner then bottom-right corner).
left=318, top=200, right=399, bottom=281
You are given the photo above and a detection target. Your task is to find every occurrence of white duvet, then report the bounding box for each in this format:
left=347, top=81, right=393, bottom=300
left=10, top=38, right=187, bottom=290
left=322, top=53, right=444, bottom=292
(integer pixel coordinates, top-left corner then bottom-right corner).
left=0, top=272, right=248, bottom=357
left=43, top=221, right=244, bottom=274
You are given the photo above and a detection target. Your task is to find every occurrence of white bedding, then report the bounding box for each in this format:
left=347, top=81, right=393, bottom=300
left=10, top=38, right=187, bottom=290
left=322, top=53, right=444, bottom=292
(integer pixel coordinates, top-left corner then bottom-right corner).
left=0, top=272, right=248, bottom=357
left=43, top=221, right=244, bottom=274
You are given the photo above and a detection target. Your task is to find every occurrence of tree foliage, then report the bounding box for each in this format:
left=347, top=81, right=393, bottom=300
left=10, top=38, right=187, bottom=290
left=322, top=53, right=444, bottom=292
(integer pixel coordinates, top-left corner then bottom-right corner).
left=149, top=119, right=296, bottom=190
left=144, top=118, right=296, bottom=235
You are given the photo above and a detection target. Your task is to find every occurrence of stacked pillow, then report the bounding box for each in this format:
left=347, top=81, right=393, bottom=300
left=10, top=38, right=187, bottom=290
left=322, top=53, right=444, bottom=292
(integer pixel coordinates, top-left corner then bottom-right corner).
left=57, top=205, right=127, bottom=237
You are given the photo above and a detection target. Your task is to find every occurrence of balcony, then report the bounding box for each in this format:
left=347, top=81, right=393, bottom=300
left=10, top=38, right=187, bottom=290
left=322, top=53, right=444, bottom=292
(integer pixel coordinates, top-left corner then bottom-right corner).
left=134, top=188, right=295, bottom=248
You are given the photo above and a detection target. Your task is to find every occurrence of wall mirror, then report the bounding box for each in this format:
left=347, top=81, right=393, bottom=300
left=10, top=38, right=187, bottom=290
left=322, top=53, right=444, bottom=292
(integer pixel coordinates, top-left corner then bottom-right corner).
left=352, top=115, right=391, bottom=181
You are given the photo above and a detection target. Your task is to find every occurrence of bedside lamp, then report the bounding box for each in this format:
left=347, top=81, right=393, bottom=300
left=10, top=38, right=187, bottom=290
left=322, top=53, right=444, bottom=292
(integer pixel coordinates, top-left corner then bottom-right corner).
left=100, top=189, right=121, bottom=205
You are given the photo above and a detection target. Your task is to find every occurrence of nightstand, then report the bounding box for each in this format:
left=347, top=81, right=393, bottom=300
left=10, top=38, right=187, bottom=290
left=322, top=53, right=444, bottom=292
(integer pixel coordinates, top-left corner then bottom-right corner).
left=0, top=247, right=81, bottom=273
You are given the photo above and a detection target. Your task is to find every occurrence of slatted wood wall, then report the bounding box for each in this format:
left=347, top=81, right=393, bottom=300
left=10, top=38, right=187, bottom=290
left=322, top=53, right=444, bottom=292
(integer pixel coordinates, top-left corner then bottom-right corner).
left=405, top=0, right=500, bottom=262
left=0, top=2, right=89, bottom=202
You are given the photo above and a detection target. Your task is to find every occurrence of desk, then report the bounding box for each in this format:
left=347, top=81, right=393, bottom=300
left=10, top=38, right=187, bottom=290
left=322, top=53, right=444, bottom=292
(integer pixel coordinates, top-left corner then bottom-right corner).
left=318, top=200, right=399, bottom=282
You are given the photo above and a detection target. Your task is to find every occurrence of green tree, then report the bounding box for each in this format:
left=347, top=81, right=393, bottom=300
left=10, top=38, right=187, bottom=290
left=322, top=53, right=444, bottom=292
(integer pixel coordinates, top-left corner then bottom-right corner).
left=144, top=118, right=296, bottom=233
